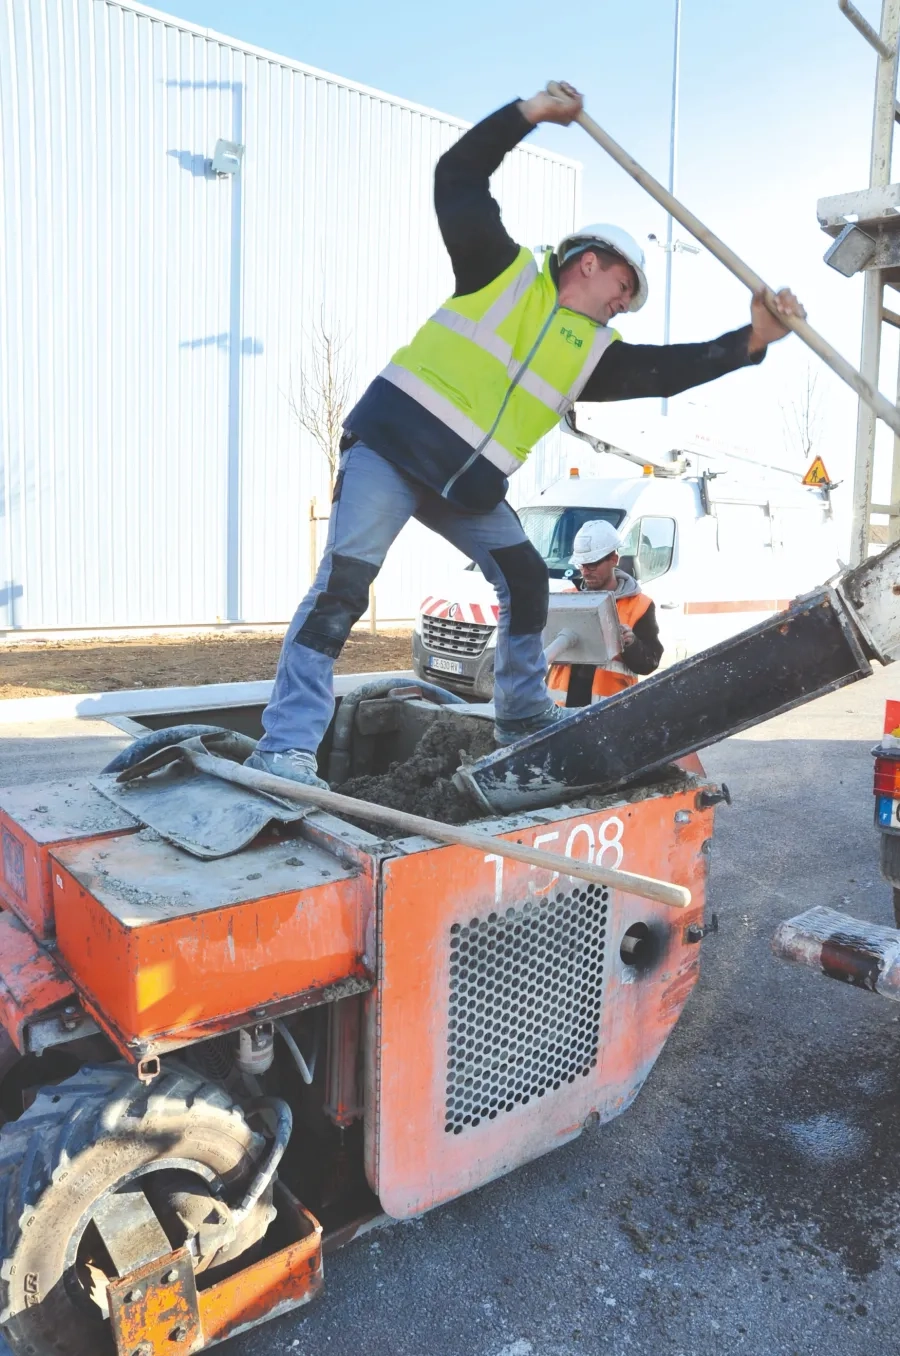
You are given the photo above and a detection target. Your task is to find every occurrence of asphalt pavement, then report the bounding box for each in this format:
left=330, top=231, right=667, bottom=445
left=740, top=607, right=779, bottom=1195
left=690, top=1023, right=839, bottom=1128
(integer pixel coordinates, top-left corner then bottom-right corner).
left=2, top=669, right=900, bottom=1356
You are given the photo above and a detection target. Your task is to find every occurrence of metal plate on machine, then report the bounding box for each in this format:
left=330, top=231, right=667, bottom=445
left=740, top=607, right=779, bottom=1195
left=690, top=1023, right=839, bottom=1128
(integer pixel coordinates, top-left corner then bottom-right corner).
left=54, top=828, right=358, bottom=926
left=108, top=1246, right=201, bottom=1355
left=198, top=1186, right=324, bottom=1346
left=366, top=791, right=714, bottom=1219
left=92, top=763, right=308, bottom=860
left=108, top=1247, right=200, bottom=1356
left=461, top=589, right=871, bottom=813
left=93, top=1189, right=173, bottom=1278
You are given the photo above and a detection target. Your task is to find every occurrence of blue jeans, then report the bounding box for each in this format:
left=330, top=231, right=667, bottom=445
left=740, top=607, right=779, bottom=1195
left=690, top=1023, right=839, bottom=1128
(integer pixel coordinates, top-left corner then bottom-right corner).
left=258, top=443, right=550, bottom=754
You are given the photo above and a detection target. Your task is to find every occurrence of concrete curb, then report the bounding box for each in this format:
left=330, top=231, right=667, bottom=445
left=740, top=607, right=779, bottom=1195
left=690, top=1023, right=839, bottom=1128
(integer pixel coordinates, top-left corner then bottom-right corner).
left=0, top=672, right=416, bottom=726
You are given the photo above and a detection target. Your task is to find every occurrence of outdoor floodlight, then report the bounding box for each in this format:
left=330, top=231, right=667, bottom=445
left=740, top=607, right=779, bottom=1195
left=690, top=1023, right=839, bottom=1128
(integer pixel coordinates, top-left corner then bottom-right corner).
left=211, top=138, right=245, bottom=177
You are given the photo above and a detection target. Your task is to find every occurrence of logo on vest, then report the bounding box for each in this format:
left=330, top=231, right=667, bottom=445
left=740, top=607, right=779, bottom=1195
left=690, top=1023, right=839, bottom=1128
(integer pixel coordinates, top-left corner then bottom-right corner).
left=559, top=327, right=583, bottom=347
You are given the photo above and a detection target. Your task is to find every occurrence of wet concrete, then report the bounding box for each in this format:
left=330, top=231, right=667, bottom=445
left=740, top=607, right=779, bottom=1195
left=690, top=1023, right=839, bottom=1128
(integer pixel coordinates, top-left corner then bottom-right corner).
left=338, top=716, right=496, bottom=823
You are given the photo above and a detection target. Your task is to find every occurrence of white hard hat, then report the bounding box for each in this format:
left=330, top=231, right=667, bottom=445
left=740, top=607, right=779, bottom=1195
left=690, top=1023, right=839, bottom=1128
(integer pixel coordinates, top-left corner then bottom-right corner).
left=570, top=520, right=622, bottom=567
left=556, top=223, right=649, bottom=312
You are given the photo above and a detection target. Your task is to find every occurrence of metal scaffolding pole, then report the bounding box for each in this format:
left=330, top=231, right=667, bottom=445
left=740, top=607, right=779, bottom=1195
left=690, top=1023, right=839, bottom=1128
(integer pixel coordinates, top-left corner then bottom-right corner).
left=892, top=266, right=900, bottom=545
left=848, top=0, right=900, bottom=564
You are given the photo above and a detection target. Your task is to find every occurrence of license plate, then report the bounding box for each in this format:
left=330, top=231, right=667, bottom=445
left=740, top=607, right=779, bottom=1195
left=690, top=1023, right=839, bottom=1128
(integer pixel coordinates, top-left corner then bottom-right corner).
left=877, top=795, right=900, bottom=829
left=428, top=656, right=464, bottom=675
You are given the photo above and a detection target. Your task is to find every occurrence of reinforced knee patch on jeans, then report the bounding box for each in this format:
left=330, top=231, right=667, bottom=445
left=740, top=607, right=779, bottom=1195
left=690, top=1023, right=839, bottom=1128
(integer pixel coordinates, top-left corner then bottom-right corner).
left=489, top=541, right=549, bottom=636
left=295, top=552, right=379, bottom=658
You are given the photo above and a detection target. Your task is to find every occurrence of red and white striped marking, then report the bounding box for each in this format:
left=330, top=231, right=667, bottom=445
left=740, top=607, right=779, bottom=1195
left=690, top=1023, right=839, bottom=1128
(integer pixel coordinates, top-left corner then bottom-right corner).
left=419, top=596, right=499, bottom=625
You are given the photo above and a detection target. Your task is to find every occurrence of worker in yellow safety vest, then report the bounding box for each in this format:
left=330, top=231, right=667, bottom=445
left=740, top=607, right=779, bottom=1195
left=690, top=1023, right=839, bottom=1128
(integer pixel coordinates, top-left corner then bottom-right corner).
left=548, top=520, right=663, bottom=706
left=250, top=82, right=806, bottom=786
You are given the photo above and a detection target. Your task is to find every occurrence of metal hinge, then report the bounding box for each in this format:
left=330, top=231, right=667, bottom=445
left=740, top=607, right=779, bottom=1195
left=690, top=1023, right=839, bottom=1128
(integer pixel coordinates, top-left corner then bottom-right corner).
left=683, top=914, right=719, bottom=945
left=696, top=785, right=732, bottom=809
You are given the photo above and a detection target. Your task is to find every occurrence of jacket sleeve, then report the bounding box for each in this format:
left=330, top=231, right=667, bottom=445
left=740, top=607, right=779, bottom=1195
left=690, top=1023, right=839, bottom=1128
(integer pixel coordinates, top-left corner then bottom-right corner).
left=622, top=602, right=663, bottom=675
left=434, top=101, right=534, bottom=297
left=580, top=327, right=765, bottom=402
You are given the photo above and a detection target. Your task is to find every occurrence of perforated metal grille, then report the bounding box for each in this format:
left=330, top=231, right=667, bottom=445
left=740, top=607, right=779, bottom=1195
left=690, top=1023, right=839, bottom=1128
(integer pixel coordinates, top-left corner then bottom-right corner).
left=445, top=885, right=608, bottom=1134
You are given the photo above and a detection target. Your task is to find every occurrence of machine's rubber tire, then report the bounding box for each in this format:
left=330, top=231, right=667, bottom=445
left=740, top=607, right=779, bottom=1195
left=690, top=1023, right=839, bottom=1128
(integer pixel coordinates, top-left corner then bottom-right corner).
left=0, top=1063, right=265, bottom=1356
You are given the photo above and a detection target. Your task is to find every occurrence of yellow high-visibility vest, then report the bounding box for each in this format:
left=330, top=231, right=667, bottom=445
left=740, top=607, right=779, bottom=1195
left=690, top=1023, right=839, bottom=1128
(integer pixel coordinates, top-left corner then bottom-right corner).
left=380, top=247, right=619, bottom=495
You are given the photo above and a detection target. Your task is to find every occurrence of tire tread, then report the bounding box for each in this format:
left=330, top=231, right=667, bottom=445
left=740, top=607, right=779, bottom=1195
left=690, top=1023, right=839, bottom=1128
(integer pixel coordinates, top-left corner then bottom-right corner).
left=0, top=1062, right=260, bottom=1355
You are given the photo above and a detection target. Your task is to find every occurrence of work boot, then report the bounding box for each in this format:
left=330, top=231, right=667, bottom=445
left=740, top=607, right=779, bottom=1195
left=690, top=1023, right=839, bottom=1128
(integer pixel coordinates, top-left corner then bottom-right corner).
left=493, top=703, right=567, bottom=747
left=245, top=749, right=329, bottom=790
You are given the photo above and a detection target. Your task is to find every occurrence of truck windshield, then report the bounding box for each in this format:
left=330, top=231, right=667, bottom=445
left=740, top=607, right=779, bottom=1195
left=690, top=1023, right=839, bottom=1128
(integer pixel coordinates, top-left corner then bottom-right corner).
left=518, top=506, right=626, bottom=574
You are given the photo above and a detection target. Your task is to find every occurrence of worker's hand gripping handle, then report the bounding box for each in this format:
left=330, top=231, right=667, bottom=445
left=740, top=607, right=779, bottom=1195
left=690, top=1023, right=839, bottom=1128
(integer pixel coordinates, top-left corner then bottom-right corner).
left=545, top=80, right=900, bottom=440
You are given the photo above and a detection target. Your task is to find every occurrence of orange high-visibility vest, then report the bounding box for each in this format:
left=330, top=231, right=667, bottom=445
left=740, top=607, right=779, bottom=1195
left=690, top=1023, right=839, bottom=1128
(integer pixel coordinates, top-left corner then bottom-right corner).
left=547, top=592, right=652, bottom=706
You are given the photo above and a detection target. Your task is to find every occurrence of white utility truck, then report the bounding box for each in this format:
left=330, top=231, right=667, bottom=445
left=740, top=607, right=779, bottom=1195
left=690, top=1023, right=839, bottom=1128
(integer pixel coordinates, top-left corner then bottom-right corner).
left=413, top=410, right=840, bottom=700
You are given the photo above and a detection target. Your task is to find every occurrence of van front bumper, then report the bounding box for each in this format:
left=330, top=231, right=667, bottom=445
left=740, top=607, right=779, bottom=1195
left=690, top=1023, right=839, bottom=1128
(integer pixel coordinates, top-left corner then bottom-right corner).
left=412, top=632, right=495, bottom=701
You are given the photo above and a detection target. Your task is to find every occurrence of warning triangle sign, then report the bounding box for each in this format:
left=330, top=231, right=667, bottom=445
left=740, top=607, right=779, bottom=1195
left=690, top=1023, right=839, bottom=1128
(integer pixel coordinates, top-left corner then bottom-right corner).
left=802, top=455, right=831, bottom=487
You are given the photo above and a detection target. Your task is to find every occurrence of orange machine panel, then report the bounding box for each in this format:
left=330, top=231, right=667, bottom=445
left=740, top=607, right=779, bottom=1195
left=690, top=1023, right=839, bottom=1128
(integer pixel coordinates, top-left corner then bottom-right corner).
left=107, top=1191, right=323, bottom=1351
left=198, top=1190, right=323, bottom=1344
left=51, top=827, right=374, bottom=1057
left=366, top=784, right=714, bottom=1219
left=0, top=911, right=77, bottom=1050
left=0, top=779, right=137, bottom=937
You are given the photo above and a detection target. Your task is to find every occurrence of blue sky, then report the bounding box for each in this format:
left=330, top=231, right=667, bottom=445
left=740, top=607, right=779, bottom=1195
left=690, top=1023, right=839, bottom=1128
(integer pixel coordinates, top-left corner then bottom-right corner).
left=150, top=0, right=897, bottom=511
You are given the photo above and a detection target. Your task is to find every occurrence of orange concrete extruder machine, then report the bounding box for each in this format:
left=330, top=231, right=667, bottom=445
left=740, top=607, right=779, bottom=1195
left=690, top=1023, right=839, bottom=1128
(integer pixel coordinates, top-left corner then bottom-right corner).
left=0, top=539, right=895, bottom=1355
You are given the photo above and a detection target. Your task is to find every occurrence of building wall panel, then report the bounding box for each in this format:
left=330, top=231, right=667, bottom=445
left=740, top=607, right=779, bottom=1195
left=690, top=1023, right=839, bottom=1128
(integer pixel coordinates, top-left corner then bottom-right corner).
left=0, top=0, right=580, bottom=631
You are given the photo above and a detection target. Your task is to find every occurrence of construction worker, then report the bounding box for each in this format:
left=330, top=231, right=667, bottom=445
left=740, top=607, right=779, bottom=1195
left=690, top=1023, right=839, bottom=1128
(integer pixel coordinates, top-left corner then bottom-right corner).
left=250, top=82, right=806, bottom=788
left=547, top=520, right=662, bottom=707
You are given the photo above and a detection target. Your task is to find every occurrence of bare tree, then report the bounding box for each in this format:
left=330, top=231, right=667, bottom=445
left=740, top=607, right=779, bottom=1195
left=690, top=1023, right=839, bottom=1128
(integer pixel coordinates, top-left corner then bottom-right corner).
left=782, top=363, right=823, bottom=466
left=290, top=310, right=354, bottom=488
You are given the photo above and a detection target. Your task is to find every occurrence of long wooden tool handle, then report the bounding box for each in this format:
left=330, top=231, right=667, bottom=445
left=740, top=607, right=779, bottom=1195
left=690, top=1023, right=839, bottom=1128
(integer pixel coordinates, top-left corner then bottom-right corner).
left=185, top=749, right=692, bottom=910
left=547, top=81, right=900, bottom=440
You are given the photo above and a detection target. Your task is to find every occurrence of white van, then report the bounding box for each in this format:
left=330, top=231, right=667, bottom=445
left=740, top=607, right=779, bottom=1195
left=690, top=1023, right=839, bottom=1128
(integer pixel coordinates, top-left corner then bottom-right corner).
left=412, top=417, right=840, bottom=700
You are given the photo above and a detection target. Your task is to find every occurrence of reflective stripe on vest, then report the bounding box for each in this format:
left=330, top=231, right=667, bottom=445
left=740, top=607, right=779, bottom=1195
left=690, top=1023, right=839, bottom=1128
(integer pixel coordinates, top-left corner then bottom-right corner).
left=548, top=663, right=636, bottom=704
left=590, top=667, right=637, bottom=701
left=548, top=592, right=652, bottom=706
left=381, top=247, right=617, bottom=492
left=378, top=364, right=522, bottom=474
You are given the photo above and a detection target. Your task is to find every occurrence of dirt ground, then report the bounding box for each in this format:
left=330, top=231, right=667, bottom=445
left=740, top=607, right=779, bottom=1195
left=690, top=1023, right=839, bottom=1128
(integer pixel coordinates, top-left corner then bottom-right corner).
left=0, top=629, right=414, bottom=699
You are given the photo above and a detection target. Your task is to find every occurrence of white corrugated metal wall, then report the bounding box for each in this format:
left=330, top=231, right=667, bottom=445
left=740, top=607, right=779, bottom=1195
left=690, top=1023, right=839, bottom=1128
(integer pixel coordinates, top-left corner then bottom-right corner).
left=0, top=0, right=580, bottom=632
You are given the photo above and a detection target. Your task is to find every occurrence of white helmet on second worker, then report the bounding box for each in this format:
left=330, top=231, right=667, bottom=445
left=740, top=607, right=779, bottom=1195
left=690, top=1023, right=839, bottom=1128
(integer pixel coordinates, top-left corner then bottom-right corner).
left=570, top=520, right=622, bottom=567
left=556, top=224, right=649, bottom=313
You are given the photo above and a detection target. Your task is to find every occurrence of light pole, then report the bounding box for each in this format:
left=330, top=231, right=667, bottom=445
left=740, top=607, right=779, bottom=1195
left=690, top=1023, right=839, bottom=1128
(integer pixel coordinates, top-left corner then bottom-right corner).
left=662, top=0, right=682, bottom=415
left=648, top=0, right=699, bottom=414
